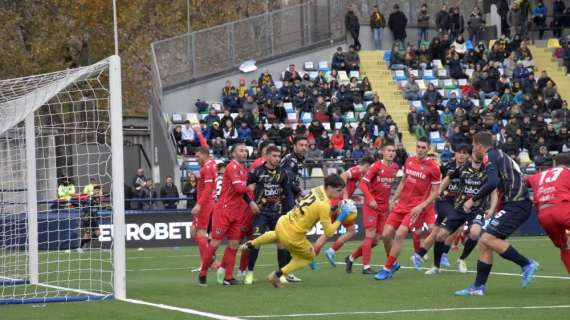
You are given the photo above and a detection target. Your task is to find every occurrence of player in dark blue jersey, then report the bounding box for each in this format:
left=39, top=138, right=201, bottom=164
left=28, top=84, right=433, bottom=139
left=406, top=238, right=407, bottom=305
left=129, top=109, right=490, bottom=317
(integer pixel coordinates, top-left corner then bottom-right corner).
left=455, top=132, right=539, bottom=296
left=423, top=152, right=498, bottom=275
left=411, top=144, right=470, bottom=269
left=278, top=135, right=308, bottom=283
left=244, top=146, right=289, bottom=285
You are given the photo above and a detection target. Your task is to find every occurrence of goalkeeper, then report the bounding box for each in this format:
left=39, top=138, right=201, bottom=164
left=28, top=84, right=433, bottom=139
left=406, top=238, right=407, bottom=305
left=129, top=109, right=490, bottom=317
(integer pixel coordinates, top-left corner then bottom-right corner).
left=242, top=174, right=355, bottom=287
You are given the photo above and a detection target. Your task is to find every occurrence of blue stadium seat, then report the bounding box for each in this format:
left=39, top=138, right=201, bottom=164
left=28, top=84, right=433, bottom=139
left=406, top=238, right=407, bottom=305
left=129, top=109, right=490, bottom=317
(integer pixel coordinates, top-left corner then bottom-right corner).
left=383, top=51, right=391, bottom=62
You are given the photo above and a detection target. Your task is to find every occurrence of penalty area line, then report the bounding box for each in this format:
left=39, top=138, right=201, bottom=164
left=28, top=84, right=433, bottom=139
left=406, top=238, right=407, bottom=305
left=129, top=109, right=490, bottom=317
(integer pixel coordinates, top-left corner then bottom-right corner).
left=122, top=298, right=244, bottom=320
left=240, top=304, right=570, bottom=318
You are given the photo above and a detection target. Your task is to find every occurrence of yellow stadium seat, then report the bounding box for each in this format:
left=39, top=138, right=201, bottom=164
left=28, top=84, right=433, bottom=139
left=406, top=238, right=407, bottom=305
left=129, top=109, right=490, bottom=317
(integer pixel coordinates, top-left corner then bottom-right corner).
left=488, top=39, right=496, bottom=49
left=547, top=38, right=561, bottom=49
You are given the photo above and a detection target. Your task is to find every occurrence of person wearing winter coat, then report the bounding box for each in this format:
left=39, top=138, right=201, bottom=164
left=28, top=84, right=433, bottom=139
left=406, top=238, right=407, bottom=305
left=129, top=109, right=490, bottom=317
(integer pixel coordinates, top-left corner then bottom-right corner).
left=417, top=4, right=430, bottom=47
left=388, top=4, right=408, bottom=48
left=345, top=7, right=361, bottom=50
left=370, top=5, right=386, bottom=50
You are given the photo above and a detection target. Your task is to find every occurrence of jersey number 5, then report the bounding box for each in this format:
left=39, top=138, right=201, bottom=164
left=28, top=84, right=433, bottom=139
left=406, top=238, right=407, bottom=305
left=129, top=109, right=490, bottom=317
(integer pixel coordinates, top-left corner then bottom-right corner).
left=297, top=193, right=317, bottom=215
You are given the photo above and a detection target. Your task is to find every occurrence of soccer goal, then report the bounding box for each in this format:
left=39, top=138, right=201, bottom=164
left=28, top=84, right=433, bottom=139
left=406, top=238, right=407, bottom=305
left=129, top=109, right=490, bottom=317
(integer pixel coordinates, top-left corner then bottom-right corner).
left=0, top=56, right=125, bottom=304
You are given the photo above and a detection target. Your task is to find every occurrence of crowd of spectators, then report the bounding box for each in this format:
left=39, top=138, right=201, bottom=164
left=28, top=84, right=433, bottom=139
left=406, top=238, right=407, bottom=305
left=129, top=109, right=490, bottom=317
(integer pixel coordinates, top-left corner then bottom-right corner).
left=172, top=45, right=406, bottom=162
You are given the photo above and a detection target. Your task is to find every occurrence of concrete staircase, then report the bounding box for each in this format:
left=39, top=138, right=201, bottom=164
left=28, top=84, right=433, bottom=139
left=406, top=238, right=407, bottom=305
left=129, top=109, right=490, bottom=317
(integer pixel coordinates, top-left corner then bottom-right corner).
left=359, top=50, right=417, bottom=152
left=529, top=45, right=570, bottom=102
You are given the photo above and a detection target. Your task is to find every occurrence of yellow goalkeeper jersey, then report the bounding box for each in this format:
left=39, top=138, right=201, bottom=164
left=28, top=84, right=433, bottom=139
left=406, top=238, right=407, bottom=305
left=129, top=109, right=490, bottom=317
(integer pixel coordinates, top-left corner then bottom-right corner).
left=283, top=186, right=340, bottom=237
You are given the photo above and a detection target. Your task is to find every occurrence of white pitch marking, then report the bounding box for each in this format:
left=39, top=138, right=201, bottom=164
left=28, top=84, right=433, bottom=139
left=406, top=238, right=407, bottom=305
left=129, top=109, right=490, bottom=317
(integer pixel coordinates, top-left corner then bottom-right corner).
left=122, top=298, right=245, bottom=320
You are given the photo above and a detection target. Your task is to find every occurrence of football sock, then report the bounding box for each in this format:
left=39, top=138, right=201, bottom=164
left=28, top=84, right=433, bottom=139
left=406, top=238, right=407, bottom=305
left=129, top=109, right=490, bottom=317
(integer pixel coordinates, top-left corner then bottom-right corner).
left=500, top=245, right=530, bottom=268
left=362, top=237, right=374, bottom=266
left=79, top=238, right=90, bottom=249
left=200, top=245, right=217, bottom=277
left=416, top=247, right=428, bottom=257
left=247, top=248, right=260, bottom=271
left=413, top=233, right=421, bottom=252
left=223, top=247, right=237, bottom=280
left=195, top=235, right=208, bottom=261
left=433, top=241, right=444, bottom=268
left=331, top=239, right=344, bottom=252
left=275, top=269, right=284, bottom=278
left=351, top=244, right=363, bottom=260
left=277, top=249, right=289, bottom=269
left=442, top=243, right=451, bottom=255
left=474, top=260, right=492, bottom=287
left=560, top=249, right=570, bottom=274
left=239, top=250, right=249, bottom=272
left=384, top=255, right=397, bottom=270
left=313, top=244, right=322, bottom=256
left=459, top=238, right=478, bottom=260
left=285, top=251, right=292, bottom=264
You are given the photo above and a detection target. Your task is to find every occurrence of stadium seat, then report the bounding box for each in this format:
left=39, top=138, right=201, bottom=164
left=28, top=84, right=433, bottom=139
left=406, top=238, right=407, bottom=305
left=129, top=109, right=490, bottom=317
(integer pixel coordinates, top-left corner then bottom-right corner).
left=338, top=71, right=349, bottom=83
left=465, top=40, right=474, bottom=51
left=383, top=51, right=391, bottom=62
left=287, top=113, right=298, bottom=124
left=447, top=89, right=461, bottom=98
left=457, top=78, right=468, bottom=87
left=230, top=113, right=238, bottom=119
left=411, top=100, right=424, bottom=112
left=245, top=146, right=254, bottom=157
left=311, top=167, right=325, bottom=178
left=349, top=70, right=360, bottom=79
left=429, top=79, right=440, bottom=87
left=409, top=69, right=420, bottom=78
left=416, top=79, right=427, bottom=90
left=429, top=131, right=444, bottom=144
left=344, top=112, right=357, bottom=123
left=437, top=89, right=445, bottom=96
left=274, top=80, right=283, bottom=89
left=318, top=61, right=330, bottom=71
left=323, top=122, right=331, bottom=131
left=547, top=38, right=561, bottom=49
left=519, top=150, right=532, bottom=165
left=171, top=113, right=184, bottom=124
left=300, top=112, right=312, bottom=124
left=432, top=60, right=443, bottom=70
left=284, top=102, right=294, bottom=113
left=304, top=61, right=315, bottom=71
left=422, top=69, right=436, bottom=80
left=437, top=68, right=449, bottom=79
left=211, top=102, right=222, bottom=112
left=442, top=79, right=457, bottom=89
left=354, top=103, right=365, bottom=113
left=186, top=113, right=199, bottom=125
left=308, top=71, right=319, bottom=80
left=394, top=70, right=407, bottom=81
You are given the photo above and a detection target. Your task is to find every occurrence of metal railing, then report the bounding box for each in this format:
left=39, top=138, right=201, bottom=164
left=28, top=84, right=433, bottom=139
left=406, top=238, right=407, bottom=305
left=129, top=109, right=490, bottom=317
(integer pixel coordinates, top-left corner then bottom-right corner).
left=151, top=0, right=348, bottom=92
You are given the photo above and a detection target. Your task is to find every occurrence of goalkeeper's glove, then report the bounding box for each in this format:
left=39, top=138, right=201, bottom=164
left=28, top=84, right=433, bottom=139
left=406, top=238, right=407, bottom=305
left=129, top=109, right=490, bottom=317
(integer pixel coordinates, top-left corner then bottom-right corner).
left=337, top=202, right=356, bottom=223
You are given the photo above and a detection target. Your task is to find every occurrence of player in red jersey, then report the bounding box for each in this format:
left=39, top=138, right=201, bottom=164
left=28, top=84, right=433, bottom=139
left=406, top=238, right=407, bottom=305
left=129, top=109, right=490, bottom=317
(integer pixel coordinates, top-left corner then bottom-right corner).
left=311, top=157, right=375, bottom=269
left=345, top=141, right=399, bottom=274
left=375, top=137, right=441, bottom=280
left=191, top=147, right=218, bottom=263
left=199, top=143, right=257, bottom=286
left=526, top=153, right=570, bottom=273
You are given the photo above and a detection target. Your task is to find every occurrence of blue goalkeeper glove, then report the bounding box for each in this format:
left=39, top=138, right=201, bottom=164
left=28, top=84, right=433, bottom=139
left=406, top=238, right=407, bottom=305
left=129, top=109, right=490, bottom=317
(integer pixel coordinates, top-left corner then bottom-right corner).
left=337, top=202, right=356, bottom=223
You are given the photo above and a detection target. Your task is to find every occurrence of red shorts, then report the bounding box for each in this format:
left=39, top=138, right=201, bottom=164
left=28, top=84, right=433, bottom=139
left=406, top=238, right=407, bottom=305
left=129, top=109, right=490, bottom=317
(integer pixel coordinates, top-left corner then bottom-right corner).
left=538, top=203, right=570, bottom=249
left=386, top=204, right=423, bottom=230
left=193, top=202, right=214, bottom=230
left=240, top=207, right=253, bottom=238
left=362, top=204, right=388, bottom=233
left=211, top=208, right=242, bottom=241
left=418, top=204, right=436, bottom=226
left=331, top=214, right=355, bottom=228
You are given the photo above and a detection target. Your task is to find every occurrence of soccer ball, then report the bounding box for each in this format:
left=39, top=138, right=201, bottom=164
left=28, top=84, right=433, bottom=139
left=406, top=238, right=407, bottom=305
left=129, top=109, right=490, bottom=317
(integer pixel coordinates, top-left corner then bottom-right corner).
left=340, top=199, right=358, bottom=223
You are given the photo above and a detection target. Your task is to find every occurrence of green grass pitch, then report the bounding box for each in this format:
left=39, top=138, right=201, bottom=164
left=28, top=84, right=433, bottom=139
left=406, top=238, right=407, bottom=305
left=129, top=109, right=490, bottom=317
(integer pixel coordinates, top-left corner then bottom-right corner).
left=3, top=237, right=570, bottom=320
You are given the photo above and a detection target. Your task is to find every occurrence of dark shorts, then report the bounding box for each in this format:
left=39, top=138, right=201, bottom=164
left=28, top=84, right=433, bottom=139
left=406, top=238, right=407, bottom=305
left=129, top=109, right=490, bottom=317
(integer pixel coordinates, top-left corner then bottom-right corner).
left=484, top=200, right=532, bottom=240
left=471, top=212, right=486, bottom=226
left=440, top=207, right=475, bottom=234
left=435, top=198, right=456, bottom=226
left=81, top=216, right=99, bottom=234
left=252, top=213, right=280, bottom=237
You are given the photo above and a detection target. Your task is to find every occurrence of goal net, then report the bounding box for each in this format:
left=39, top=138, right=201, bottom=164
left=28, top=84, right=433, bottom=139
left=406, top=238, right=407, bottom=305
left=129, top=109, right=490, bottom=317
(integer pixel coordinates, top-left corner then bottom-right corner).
left=0, top=56, right=125, bottom=304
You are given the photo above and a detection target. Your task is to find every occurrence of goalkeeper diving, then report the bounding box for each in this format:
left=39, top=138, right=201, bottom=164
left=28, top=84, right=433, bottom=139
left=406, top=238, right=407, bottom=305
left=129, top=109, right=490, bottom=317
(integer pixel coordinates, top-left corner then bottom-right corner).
left=241, top=174, right=356, bottom=287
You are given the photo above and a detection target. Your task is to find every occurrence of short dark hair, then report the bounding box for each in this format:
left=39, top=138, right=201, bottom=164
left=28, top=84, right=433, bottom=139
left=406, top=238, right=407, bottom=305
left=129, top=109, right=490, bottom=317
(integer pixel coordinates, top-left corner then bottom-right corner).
left=195, top=146, right=210, bottom=156
left=417, top=136, right=430, bottom=146
left=473, top=131, right=494, bottom=147
left=293, top=135, right=308, bottom=145
left=259, top=140, right=273, bottom=153
left=554, top=153, right=570, bottom=166
left=265, top=145, right=280, bottom=155
left=324, top=174, right=346, bottom=189
left=455, top=143, right=471, bottom=154
left=230, top=143, right=246, bottom=155
left=360, top=156, right=375, bottom=166
left=382, top=139, right=396, bottom=148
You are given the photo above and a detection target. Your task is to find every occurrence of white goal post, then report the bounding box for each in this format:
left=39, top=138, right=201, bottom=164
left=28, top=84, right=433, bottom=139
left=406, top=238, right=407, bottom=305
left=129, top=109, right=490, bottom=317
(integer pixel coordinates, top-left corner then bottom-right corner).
left=0, top=55, right=125, bottom=304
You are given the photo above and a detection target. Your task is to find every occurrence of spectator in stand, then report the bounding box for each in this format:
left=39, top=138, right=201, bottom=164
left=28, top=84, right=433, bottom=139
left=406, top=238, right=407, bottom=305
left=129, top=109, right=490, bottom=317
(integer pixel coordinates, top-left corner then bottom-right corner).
left=211, top=137, right=227, bottom=158
left=258, top=69, right=274, bottom=88
left=449, top=53, right=467, bottom=79
left=370, top=5, right=386, bottom=50
left=532, top=1, right=547, bottom=40
left=553, top=0, right=566, bottom=38
left=389, top=46, right=405, bottom=70
left=182, top=172, right=198, bottom=209
left=283, top=64, right=301, bottom=82
left=222, top=119, right=238, bottom=147
left=475, top=72, right=499, bottom=100
left=417, top=4, right=430, bottom=47
left=345, top=6, right=361, bottom=50
left=508, top=3, right=522, bottom=37
left=534, top=146, right=553, bottom=168
left=308, top=120, right=325, bottom=141
left=267, top=121, right=281, bottom=145
left=252, top=122, right=266, bottom=142
left=313, top=96, right=329, bottom=123
left=222, top=80, right=232, bottom=97
left=306, top=142, right=323, bottom=161
left=237, top=122, right=252, bottom=146
left=209, top=121, right=224, bottom=140
left=242, top=95, right=258, bottom=113
left=447, top=92, right=460, bottom=111
left=332, top=47, right=346, bottom=71
left=388, top=4, right=407, bottom=48
left=440, top=106, right=454, bottom=129
left=173, top=125, right=183, bottom=154
left=516, top=41, right=534, bottom=67
left=180, top=121, right=200, bottom=155
left=467, top=6, right=485, bottom=44
left=331, top=129, right=345, bottom=156
left=57, top=176, right=76, bottom=203
left=422, top=83, right=443, bottom=107
left=316, top=129, right=331, bottom=151
left=223, top=87, right=240, bottom=112
left=140, top=179, right=157, bottom=209
left=204, top=108, right=220, bottom=127
left=293, top=89, right=309, bottom=112
left=435, top=4, right=450, bottom=35
left=425, top=104, right=441, bottom=133
left=513, top=61, right=530, bottom=81
left=407, top=106, right=426, bottom=138
left=449, top=6, right=465, bottom=41
left=237, top=78, right=248, bottom=101
left=160, top=175, right=179, bottom=209
left=345, top=45, right=360, bottom=71
left=280, top=122, right=294, bottom=144
left=452, top=35, right=467, bottom=57
left=394, top=143, right=408, bottom=167
left=553, top=102, right=570, bottom=127
left=403, top=75, right=421, bottom=100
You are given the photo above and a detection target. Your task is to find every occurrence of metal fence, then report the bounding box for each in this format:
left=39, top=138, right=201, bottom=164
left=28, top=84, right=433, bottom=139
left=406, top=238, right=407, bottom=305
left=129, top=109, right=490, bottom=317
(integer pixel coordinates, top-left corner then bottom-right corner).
left=151, top=0, right=349, bottom=92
